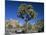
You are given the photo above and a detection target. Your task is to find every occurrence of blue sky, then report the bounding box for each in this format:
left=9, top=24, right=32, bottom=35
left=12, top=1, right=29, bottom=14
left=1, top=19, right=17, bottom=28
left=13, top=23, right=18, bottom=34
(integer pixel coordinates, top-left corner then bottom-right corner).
left=5, top=1, right=44, bottom=25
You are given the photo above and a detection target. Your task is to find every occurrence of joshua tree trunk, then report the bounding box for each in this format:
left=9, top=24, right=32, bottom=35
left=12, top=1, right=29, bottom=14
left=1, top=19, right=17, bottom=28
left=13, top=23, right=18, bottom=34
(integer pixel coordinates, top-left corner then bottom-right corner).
left=25, top=20, right=28, bottom=32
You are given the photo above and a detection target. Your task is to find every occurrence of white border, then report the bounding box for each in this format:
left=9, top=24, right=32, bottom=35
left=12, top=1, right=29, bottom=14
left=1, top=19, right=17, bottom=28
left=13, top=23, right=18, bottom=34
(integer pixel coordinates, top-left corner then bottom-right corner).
left=0, top=0, right=5, bottom=35
left=0, top=0, right=46, bottom=35
left=8, top=0, right=44, bottom=2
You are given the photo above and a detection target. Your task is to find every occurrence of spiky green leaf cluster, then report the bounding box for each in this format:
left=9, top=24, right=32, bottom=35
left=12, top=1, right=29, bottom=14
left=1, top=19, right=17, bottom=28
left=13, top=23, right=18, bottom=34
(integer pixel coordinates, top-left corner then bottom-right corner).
left=17, top=4, right=36, bottom=21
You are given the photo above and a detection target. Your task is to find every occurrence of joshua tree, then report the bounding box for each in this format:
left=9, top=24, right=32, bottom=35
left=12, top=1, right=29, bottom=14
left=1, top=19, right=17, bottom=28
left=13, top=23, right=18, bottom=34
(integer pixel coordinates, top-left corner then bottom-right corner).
left=17, top=4, right=36, bottom=32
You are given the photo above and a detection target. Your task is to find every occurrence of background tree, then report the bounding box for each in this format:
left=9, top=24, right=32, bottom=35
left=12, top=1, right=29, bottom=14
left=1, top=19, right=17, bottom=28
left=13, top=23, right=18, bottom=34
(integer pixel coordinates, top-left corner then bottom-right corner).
left=34, top=19, right=44, bottom=32
left=17, top=4, right=36, bottom=32
left=8, top=24, right=13, bottom=29
left=37, top=20, right=44, bottom=32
